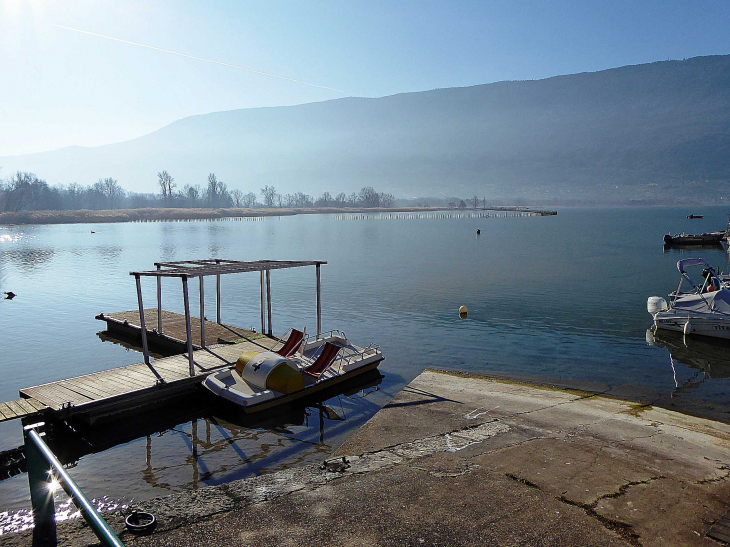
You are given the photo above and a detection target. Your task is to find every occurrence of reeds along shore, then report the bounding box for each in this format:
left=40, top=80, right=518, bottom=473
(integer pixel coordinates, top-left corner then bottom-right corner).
left=0, top=206, right=557, bottom=225
left=0, top=206, right=443, bottom=225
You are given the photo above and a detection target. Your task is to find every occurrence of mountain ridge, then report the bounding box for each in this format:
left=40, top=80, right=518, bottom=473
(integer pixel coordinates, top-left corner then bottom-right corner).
left=3, top=54, right=730, bottom=202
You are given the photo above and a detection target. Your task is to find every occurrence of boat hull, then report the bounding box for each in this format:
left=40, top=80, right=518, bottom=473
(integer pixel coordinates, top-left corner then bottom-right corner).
left=204, top=358, right=384, bottom=413
left=663, top=232, right=725, bottom=245
left=653, top=312, right=730, bottom=339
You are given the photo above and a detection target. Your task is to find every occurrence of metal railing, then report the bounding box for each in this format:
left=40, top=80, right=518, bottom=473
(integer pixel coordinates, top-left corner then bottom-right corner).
left=332, top=343, right=382, bottom=374
left=304, top=329, right=348, bottom=344
left=24, top=423, right=125, bottom=547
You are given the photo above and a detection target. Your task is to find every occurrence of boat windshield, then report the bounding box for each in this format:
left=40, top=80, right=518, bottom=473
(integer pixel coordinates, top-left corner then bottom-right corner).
left=671, top=259, right=727, bottom=308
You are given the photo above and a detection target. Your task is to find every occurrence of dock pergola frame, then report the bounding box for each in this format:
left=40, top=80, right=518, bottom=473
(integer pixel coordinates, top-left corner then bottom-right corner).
left=130, top=259, right=327, bottom=378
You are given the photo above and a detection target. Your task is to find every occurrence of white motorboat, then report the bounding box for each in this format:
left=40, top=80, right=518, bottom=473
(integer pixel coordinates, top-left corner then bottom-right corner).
left=203, top=330, right=384, bottom=413
left=648, top=258, right=730, bottom=339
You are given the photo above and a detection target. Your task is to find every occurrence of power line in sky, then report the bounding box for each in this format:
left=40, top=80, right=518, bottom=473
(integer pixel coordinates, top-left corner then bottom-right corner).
left=52, top=24, right=345, bottom=93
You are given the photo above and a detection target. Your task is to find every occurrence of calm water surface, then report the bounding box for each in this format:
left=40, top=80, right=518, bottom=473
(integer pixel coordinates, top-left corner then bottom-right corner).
left=1, top=207, right=730, bottom=524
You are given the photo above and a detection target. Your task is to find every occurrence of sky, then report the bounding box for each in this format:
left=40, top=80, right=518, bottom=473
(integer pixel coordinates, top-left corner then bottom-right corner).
left=1, top=0, right=730, bottom=156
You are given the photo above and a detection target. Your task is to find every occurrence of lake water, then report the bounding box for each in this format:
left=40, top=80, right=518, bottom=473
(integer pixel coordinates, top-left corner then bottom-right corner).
left=1, top=207, right=730, bottom=527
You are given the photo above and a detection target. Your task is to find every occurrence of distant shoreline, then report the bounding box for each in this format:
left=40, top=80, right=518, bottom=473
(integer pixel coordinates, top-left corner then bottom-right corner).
left=0, top=206, right=444, bottom=226
left=0, top=206, right=559, bottom=226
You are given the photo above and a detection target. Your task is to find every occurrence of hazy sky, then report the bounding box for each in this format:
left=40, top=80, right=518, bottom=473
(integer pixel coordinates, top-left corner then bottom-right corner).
left=1, top=0, right=730, bottom=156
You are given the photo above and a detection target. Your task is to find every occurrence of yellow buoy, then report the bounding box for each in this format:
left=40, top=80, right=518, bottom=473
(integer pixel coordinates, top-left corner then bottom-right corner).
left=459, top=305, right=468, bottom=316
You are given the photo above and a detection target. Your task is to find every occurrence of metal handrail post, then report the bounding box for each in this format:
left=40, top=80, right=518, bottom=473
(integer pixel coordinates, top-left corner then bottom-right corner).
left=26, top=428, right=56, bottom=546
left=25, top=426, right=125, bottom=547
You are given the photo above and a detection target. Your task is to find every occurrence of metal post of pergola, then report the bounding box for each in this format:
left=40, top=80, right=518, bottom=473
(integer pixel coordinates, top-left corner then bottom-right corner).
left=156, top=263, right=162, bottom=333
left=181, top=275, right=195, bottom=376
left=316, top=263, right=322, bottom=336
left=266, top=269, right=272, bottom=336
left=259, top=271, right=265, bottom=334
left=131, top=259, right=327, bottom=378
left=199, top=276, right=206, bottom=348
left=215, top=258, right=221, bottom=325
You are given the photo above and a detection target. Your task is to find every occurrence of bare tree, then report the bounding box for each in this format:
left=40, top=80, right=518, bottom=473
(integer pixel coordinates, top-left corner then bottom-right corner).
left=206, top=173, right=222, bottom=206
left=184, top=184, right=200, bottom=207
left=334, top=192, right=347, bottom=206
left=473, top=195, right=479, bottom=209
left=243, top=192, right=257, bottom=208
left=261, top=185, right=277, bottom=207
left=379, top=192, right=395, bottom=208
left=231, top=189, right=243, bottom=207
left=319, top=191, right=332, bottom=207
left=158, top=171, right=175, bottom=202
left=100, top=177, right=123, bottom=209
left=2, top=172, right=47, bottom=212
left=359, top=186, right=380, bottom=208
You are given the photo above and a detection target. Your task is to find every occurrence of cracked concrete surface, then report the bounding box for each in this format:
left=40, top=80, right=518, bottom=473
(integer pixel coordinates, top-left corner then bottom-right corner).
left=5, top=369, right=730, bottom=546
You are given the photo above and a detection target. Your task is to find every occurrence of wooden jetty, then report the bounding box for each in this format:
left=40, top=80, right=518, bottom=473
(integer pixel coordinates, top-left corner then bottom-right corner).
left=97, top=309, right=257, bottom=353
left=1, top=259, right=327, bottom=425
left=15, top=337, right=278, bottom=424
left=0, top=398, right=48, bottom=423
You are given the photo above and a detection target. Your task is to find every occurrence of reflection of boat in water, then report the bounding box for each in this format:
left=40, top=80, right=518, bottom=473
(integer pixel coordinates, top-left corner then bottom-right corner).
left=646, top=328, right=730, bottom=379
left=663, top=231, right=725, bottom=245
left=648, top=258, right=730, bottom=339
left=203, top=330, right=384, bottom=413
left=663, top=241, right=725, bottom=252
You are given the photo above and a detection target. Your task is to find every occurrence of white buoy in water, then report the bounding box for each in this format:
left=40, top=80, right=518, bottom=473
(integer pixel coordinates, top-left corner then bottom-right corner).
left=459, top=305, right=468, bottom=316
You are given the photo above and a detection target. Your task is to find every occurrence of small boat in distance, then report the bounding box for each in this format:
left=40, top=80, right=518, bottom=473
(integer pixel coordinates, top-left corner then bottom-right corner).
left=687, top=214, right=704, bottom=219
left=663, top=231, right=726, bottom=245
left=648, top=258, right=730, bottom=339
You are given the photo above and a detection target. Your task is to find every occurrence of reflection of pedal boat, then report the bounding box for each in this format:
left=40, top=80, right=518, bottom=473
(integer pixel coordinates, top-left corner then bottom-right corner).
left=204, top=331, right=384, bottom=412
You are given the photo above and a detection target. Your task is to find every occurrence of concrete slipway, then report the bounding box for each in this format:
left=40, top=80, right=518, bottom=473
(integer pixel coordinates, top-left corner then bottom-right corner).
left=6, top=369, right=730, bottom=546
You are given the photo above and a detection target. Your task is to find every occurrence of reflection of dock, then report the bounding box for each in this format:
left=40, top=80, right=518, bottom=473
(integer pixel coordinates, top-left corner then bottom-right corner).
left=96, top=309, right=258, bottom=353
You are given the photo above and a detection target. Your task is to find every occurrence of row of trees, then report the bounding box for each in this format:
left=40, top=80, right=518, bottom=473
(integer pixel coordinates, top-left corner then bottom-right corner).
left=0, top=169, right=397, bottom=212
left=0, top=172, right=126, bottom=212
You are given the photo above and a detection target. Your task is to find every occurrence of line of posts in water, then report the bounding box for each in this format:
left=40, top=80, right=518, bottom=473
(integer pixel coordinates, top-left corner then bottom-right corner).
left=334, top=211, right=545, bottom=221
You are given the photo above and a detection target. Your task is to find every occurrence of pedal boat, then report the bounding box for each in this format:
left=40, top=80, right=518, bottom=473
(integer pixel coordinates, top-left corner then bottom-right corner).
left=202, top=330, right=384, bottom=412
left=648, top=258, right=730, bottom=339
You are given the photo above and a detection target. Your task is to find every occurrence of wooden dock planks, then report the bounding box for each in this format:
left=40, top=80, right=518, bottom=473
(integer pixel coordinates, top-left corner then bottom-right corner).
left=16, top=336, right=279, bottom=417
left=96, top=309, right=258, bottom=350
left=0, top=398, right=48, bottom=423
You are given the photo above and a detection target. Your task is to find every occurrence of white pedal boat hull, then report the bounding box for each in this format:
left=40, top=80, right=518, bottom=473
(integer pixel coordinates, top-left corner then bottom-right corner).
left=203, top=336, right=384, bottom=413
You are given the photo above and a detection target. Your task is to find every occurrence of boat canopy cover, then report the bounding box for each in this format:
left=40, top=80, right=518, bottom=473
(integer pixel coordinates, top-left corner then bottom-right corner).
left=677, top=258, right=710, bottom=274
left=673, top=289, right=730, bottom=314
